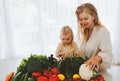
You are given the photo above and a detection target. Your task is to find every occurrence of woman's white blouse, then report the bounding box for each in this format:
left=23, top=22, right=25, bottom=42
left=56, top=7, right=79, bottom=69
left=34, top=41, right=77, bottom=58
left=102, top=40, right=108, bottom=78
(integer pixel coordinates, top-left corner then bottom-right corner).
left=78, top=26, right=113, bottom=72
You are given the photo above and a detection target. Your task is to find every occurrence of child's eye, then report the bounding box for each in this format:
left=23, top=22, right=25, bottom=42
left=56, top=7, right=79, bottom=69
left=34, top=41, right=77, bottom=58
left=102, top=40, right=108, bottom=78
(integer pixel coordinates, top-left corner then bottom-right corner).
left=84, top=17, right=88, bottom=20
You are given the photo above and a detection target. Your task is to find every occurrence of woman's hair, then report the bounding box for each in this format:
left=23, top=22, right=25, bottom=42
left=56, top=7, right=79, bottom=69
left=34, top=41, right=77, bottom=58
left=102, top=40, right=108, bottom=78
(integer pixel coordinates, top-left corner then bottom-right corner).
left=75, top=3, right=103, bottom=43
left=60, top=25, right=74, bottom=42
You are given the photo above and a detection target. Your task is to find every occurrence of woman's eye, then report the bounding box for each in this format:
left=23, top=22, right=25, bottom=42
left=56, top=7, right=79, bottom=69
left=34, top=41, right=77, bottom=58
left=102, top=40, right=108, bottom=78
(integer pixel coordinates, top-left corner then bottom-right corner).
left=67, top=39, right=70, bottom=41
left=62, top=39, right=65, bottom=40
left=79, top=19, right=82, bottom=21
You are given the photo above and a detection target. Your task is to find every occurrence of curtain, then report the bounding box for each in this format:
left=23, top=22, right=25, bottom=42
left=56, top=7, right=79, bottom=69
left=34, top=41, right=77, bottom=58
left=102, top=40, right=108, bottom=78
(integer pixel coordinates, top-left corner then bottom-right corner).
left=0, top=0, right=79, bottom=59
left=0, top=0, right=119, bottom=64
left=112, top=0, right=120, bottom=64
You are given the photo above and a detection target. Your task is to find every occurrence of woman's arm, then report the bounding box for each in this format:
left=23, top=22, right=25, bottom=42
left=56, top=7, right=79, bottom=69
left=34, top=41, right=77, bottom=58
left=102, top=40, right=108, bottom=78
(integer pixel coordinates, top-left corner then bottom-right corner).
left=85, top=27, right=113, bottom=70
left=98, top=28, right=113, bottom=68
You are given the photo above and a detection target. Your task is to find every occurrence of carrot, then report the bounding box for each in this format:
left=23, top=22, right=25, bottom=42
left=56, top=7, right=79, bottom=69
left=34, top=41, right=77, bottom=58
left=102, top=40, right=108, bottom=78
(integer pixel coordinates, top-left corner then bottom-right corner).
left=5, top=72, right=14, bottom=81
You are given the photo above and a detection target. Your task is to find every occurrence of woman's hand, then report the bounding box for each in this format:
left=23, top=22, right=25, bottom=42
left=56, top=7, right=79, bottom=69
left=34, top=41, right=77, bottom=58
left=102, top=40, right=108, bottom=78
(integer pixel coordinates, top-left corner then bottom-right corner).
left=85, top=56, right=102, bottom=70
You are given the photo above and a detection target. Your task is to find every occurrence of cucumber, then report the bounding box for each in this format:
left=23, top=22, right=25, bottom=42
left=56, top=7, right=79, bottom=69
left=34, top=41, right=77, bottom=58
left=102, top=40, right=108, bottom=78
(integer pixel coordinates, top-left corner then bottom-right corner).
left=11, top=72, right=22, bottom=81
left=20, top=74, right=25, bottom=81
left=23, top=73, right=28, bottom=81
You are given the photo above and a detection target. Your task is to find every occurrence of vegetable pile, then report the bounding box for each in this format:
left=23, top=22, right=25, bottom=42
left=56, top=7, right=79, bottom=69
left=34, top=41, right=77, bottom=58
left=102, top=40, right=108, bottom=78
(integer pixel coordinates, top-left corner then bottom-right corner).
left=5, top=54, right=105, bottom=81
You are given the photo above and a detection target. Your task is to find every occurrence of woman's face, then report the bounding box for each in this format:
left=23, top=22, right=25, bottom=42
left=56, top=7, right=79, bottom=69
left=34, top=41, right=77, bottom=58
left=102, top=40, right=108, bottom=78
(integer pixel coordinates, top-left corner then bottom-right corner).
left=78, top=12, right=95, bottom=29
left=61, top=34, right=72, bottom=45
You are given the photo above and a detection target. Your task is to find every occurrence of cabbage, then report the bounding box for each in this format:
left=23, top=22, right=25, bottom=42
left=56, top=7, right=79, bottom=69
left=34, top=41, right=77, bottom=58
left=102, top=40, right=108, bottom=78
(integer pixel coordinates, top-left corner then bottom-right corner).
left=79, top=64, right=98, bottom=80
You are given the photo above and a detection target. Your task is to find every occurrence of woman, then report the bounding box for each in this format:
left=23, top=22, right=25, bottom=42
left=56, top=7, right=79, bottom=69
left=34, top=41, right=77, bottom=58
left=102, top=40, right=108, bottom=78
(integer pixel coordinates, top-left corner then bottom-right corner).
left=75, top=3, right=113, bottom=81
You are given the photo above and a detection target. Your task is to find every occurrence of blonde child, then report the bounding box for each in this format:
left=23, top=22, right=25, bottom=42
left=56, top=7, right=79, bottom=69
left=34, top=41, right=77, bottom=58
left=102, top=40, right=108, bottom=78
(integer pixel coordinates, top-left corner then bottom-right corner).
left=55, top=25, right=83, bottom=59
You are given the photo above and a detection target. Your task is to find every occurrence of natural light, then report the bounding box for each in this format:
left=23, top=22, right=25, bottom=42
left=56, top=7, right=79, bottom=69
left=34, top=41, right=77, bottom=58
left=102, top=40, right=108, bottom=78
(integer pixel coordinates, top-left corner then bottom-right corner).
left=0, top=0, right=120, bottom=64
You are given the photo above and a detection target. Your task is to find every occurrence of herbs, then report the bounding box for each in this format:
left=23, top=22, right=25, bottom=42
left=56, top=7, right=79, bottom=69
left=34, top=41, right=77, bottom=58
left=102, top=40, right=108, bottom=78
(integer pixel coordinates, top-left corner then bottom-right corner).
left=17, top=54, right=58, bottom=76
left=17, top=58, right=28, bottom=73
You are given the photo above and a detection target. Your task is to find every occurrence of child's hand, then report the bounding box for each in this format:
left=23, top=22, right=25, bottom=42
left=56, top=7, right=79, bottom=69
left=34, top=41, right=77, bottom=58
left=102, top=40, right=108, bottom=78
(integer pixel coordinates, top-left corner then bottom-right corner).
left=75, top=53, right=80, bottom=57
left=74, top=53, right=81, bottom=57
left=57, top=51, right=65, bottom=58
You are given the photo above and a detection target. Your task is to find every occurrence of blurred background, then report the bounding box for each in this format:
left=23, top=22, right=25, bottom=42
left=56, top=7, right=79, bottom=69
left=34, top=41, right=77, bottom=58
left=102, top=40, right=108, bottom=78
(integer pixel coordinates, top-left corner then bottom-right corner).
left=1, top=0, right=120, bottom=81
left=0, top=0, right=120, bottom=66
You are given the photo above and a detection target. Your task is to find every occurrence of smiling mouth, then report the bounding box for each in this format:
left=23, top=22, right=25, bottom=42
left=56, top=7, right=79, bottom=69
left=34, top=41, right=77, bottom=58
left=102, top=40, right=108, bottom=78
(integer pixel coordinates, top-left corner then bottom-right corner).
left=83, top=23, right=88, bottom=26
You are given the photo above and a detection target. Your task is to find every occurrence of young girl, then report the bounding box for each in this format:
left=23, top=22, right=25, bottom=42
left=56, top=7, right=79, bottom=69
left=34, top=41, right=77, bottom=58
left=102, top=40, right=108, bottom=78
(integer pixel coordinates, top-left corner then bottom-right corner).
left=55, top=25, right=82, bottom=59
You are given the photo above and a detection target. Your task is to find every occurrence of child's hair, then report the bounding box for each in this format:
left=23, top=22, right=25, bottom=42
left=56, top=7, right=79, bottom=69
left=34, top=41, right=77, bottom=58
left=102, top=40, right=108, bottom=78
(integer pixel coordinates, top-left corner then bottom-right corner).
left=60, top=25, right=74, bottom=42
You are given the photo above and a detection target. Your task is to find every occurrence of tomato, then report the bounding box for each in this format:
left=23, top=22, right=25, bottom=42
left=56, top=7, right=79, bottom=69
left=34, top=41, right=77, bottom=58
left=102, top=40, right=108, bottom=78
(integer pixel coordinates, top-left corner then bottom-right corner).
left=50, top=67, right=60, bottom=75
left=38, top=76, right=48, bottom=81
left=49, top=75, right=59, bottom=81
left=32, top=72, right=41, bottom=77
left=43, top=69, right=51, bottom=77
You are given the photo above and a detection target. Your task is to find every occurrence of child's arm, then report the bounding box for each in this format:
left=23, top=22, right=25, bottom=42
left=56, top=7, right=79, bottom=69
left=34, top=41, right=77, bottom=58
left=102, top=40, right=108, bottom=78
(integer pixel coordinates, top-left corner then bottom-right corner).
left=56, top=51, right=65, bottom=58
left=55, top=43, right=65, bottom=59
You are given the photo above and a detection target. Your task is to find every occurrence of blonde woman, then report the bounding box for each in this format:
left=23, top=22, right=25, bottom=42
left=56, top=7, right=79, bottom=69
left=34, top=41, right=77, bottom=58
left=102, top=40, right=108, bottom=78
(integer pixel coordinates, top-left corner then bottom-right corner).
left=75, top=3, right=113, bottom=81
left=56, top=25, right=83, bottom=60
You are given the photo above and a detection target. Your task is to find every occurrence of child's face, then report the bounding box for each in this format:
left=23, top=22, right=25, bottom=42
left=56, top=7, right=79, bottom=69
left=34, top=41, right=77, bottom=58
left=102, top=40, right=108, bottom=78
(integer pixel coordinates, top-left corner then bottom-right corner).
left=61, top=35, right=72, bottom=45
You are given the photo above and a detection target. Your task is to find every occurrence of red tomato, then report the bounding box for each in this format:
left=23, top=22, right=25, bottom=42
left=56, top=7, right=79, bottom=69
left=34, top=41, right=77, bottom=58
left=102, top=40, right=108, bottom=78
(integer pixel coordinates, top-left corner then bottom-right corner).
left=50, top=67, right=60, bottom=75
left=94, top=78, right=99, bottom=81
left=32, top=72, right=41, bottom=77
left=43, top=69, right=51, bottom=77
left=90, top=79, right=95, bottom=81
left=49, top=75, right=59, bottom=81
left=99, top=80, right=104, bottom=81
left=96, top=75, right=104, bottom=80
left=38, top=76, right=48, bottom=81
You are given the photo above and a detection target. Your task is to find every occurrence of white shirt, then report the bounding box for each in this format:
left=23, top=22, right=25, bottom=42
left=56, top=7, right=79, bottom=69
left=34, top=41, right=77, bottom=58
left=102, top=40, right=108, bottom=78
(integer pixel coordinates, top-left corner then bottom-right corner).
left=77, top=26, right=113, bottom=72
